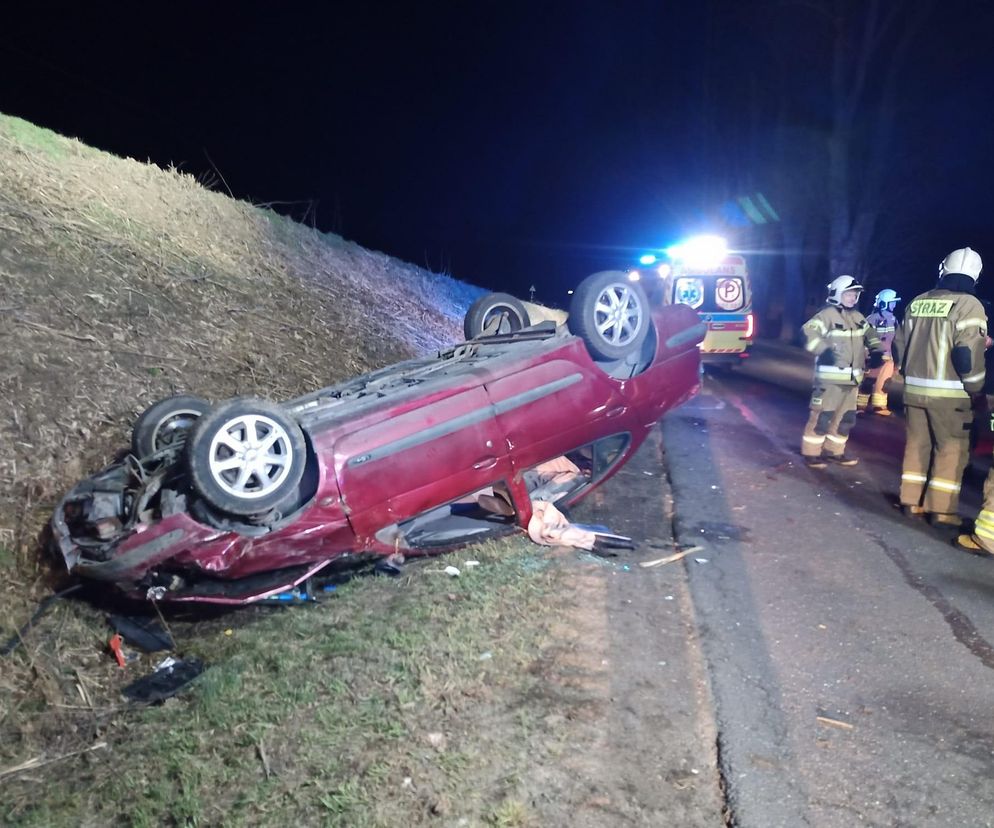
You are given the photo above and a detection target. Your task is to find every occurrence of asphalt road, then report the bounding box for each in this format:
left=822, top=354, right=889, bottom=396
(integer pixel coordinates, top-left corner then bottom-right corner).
left=662, top=341, right=994, bottom=827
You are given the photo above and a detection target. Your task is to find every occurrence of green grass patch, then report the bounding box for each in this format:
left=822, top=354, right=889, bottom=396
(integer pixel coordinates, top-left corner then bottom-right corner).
left=1, top=538, right=560, bottom=826
left=0, top=114, right=70, bottom=159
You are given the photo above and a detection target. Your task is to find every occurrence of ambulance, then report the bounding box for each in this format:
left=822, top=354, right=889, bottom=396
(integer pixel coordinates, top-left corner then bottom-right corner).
left=654, top=241, right=755, bottom=366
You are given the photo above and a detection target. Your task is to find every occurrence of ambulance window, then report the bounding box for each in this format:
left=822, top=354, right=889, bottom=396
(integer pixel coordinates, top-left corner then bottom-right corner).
left=714, top=277, right=745, bottom=311
left=674, top=277, right=705, bottom=309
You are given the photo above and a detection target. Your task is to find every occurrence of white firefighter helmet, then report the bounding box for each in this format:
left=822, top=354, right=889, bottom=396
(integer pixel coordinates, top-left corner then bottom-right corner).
left=939, top=247, right=983, bottom=281
left=875, top=288, right=900, bottom=309
left=827, top=275, right=863, bottom=306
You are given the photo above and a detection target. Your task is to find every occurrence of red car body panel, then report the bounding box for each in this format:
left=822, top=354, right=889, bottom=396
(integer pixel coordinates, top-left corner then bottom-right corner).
left=53, top=301, right=703, bottom=604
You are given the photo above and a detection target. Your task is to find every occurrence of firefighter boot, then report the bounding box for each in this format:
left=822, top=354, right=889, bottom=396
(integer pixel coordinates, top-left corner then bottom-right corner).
left=826, top=453, right=859, bottom=466
left=870, top=391, right=891, bottom=416
left=929, top=512, right=963, bottom=528
left=956, top=534, right=994, bottom=557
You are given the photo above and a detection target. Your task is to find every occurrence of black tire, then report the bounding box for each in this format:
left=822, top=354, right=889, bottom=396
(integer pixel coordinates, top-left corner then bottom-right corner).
left=185, top=396, right=306, bottom=517
left=131, top=395, right=211, bottom=457
left=568, top=271, right=651, bottom=361
left=464, top=293, right=531, bottom=339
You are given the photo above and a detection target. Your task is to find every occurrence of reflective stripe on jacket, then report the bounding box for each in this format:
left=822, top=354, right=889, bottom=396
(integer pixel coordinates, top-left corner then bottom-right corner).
left=802, top=305, right=882, bottom=386
left=892, top=289, right=988, bottom=402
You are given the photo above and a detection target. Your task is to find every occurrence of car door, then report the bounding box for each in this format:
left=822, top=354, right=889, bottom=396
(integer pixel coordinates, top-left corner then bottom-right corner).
left=332, top=386, right=511, bottom=540
left=483, top=341, right=625, bottom=475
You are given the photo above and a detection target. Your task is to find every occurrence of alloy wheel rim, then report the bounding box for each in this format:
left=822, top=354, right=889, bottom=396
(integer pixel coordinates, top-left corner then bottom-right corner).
left=593, top=284, right=642, bottom=346
left=207, top=414, right=294, bottom=499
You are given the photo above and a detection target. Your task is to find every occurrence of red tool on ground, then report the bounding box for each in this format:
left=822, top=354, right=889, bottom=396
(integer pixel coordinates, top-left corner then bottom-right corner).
left=108, top=634, right=126, bottom=668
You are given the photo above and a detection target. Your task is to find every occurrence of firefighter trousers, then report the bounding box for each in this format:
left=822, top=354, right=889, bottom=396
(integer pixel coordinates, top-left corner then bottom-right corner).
left=900, top=402, right=973, bottom=516
left=801, top=384, right=858, bottom=458
left=857, top=357, right=894, bottom=411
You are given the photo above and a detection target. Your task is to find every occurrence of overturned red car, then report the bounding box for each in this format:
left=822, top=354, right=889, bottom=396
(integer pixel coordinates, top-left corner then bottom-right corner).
left=51, top=272, right=704, bottom=604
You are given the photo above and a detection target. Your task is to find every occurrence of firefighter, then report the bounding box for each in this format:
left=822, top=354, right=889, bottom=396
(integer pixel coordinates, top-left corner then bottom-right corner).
left=801, top=276, right=885, bottom=469
left=893, top=247, right=987, bottom=528
left=857, top=288, right=900, bottom=415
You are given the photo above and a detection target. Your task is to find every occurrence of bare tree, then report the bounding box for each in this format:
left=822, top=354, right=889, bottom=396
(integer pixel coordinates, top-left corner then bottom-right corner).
left=822, top=0, right=934, bottom=277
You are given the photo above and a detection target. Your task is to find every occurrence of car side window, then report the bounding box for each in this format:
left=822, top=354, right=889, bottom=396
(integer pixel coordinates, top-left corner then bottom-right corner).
left=592, top=434, right=628, bottom=474
left=389, top=480, right=519, bottom=550
left=522, top=433, right=631, bottom=505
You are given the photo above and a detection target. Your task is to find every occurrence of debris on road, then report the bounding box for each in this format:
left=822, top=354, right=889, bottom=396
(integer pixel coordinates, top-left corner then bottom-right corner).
left=816, top=715, right=854, bottom=731
left=639, top=545, right=704, bottom=568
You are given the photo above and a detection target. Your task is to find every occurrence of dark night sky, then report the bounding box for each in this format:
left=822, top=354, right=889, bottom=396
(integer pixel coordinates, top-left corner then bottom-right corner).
left=2, top=1, right=994, bottom=307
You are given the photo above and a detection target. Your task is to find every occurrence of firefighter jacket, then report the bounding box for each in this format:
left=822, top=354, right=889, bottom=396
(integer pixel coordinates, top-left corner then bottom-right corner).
left=892, top=282, right=988, bottom=404
left=802, top=305, right=883, bottom=386
left=866, top=308, right=898, bottom=355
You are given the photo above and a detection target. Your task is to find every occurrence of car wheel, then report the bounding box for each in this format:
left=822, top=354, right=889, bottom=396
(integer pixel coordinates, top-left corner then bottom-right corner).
left=132, top=394, right=211, bottom=457
left=568, top=271, right=651, bottom=361
left=464, top=293, right=531, bottom=339
left=185, top=397, right=306, bottom=516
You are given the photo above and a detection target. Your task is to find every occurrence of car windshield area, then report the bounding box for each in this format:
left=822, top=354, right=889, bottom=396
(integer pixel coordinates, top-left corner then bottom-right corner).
left=672, top=275, right=747, bottom=312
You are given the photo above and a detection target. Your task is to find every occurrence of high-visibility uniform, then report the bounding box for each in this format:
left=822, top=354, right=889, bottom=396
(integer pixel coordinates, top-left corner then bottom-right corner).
left=801, top=305, right=883, bottom=459
left=892, top=286, right=987, bottom=518
left=858, top=308, right=898, bottom=412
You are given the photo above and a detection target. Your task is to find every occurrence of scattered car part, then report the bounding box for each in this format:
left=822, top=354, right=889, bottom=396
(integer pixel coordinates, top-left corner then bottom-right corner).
left=0, top=584, right=83, bottom=657
left=108, top=615, right=174, bottom=652
left=121, top=657, right=205, bottom=703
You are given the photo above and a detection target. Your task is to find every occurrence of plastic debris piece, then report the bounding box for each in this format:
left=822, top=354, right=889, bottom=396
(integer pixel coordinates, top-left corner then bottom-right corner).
left=263, top=585, right=315, bottom=603
left=108, top=615, right=173, bottom=653
left=375, top=558, right=404, bottom=577
left=479, top=651, right=493, bottom=661
left=122, top=657, right=205, bottom=703
left=816, top=715, right=854, bottom=731
left=444, top=565, right=461, bottom=577
left=640, top=545, right=704, bottom=568
left=463, top=560, right=481, bottom=567
left=108, top=634, right=127, bottom=668
left=224, top=629, right=234, bottom=636
left=694, top=558, right=709, bottom=563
